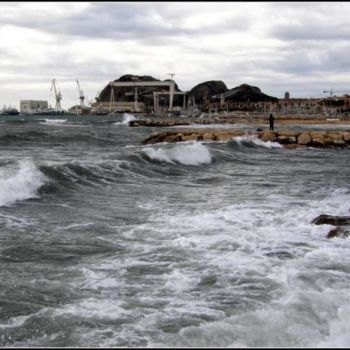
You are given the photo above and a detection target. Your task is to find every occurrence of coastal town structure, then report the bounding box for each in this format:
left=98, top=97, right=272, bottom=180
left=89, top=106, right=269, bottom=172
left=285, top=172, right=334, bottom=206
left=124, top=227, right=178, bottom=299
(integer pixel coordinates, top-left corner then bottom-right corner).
left=89, top=74, right=350, bottom=117
left=12, top=74, right=350, bottom=117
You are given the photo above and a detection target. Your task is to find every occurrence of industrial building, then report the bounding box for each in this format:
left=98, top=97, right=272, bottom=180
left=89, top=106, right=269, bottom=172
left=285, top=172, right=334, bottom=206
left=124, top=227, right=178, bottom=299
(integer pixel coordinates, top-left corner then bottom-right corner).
left=20, top=100, right=48, bottom=114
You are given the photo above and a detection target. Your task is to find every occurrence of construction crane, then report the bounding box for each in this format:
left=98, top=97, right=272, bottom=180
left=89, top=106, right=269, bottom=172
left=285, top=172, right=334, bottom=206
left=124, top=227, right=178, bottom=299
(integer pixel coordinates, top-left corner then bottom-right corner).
left=323, top=89, right=348, bottom=97
left=51, top=79, right=62, bottom=110
left=76, top=79, right=85, bottom=107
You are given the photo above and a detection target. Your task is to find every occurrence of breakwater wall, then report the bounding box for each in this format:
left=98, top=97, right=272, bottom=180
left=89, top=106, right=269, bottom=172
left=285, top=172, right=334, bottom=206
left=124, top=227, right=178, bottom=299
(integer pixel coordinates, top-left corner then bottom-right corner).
left=142, top=129, right=350, bottom=148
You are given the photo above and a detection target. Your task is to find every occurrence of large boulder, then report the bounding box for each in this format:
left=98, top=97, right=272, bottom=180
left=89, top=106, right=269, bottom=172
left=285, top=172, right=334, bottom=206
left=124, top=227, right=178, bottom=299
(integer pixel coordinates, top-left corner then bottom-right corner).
left=297, top=132, right=312, bottom=145
left=259, top=131, right=277, bottom=142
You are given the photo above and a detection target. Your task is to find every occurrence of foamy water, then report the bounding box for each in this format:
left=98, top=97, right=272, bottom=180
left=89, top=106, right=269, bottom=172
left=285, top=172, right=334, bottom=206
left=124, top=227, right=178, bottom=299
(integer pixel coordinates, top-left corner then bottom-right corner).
left=0, top=116, right=349, bottom=347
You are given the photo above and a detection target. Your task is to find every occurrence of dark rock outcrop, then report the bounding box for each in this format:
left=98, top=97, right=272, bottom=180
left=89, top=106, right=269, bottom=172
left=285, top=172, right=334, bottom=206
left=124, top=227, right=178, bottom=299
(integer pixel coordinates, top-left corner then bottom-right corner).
left=97, top=74, right=183, bottom=106
left=311, top=214, right=350, bottom=226
left=223, top=84, right=278, bottom=102
left=187, top=80, right=228, bottom=106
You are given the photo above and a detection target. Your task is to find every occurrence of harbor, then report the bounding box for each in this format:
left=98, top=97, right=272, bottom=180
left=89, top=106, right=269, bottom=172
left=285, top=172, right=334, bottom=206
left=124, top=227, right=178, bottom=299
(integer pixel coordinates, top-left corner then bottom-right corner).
left=1, top=75, right=350, bottom=121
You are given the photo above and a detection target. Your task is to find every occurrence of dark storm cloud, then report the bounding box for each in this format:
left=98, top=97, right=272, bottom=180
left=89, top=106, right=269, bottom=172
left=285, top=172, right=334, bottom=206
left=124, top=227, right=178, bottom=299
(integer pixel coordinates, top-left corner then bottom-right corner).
left=1, top=2, right=250, bottom=42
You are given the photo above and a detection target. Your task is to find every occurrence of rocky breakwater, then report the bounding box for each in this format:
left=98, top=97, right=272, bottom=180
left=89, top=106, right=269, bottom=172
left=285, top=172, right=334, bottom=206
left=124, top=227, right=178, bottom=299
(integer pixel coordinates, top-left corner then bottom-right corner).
left=142, top=128, right=350, bottom=148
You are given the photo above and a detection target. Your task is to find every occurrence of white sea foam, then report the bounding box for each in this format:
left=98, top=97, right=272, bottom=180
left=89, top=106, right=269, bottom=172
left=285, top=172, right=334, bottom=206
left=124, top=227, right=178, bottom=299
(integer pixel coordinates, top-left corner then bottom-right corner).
left=41, top=119, right=67, bottom=124
left=42, top=182, right=350, bottom=347
left=232, top=135, right=283, bottom=148
left=144, top=142, right=212, bottom=165
left=114, top=113, right=137, bottom=126
left=0, top=159, right=47, bottom=207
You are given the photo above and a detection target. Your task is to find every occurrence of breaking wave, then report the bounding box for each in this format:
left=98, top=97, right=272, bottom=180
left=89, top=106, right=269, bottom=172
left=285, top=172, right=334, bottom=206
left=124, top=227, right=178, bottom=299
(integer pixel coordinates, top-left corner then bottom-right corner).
left=231, top=135, right=283, bottom=149
left=41, top=119, right=67, bottom=124
left=114, top=113, right=137, bottom=126
left=143, top=142, right=212, bottom=165
left=0, top=159, right=47, bottom=207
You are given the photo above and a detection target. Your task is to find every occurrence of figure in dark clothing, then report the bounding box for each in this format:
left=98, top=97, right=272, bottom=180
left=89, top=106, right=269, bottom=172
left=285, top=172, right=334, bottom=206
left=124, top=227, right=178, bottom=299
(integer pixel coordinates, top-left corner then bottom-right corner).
left=269, top=113, right=274, bottom=131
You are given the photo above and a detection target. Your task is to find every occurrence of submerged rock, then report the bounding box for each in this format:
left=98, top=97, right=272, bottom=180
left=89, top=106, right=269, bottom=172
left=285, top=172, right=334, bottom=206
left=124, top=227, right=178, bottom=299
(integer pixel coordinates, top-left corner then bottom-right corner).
left=327, top=226, right=350, bottom=239
left=312, top=214, right=350, bottom=239
left=311, top=214, right=350, bottom=226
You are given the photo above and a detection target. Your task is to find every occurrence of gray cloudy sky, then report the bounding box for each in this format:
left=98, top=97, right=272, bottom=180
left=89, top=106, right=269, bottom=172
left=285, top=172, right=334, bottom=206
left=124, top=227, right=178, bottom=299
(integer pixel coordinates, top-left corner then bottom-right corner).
left=1, top=1, right=350, bottom=109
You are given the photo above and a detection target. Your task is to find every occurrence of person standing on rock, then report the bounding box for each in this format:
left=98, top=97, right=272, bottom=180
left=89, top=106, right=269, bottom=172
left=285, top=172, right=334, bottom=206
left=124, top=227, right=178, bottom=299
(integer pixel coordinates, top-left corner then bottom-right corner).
left=269, top=113, right=274, bottom=131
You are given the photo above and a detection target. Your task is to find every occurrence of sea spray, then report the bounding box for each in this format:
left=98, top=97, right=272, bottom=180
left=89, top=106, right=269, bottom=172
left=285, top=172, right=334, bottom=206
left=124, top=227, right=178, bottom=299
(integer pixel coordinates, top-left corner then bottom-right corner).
left=232, top=135, right=283, bottom=149
left=143, top=142, right=212, bottom=165
left=114, top=113, right=137, bottom=126
left=0, top=159, right=47, bottom=206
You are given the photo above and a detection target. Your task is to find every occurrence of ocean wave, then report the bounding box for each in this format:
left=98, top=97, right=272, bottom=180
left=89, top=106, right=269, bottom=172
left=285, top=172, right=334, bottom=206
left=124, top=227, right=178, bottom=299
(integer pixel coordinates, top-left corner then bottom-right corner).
left=143, top=142, right=212, bottom=166
left=0, top=159, right=47, bottom=207
left=40, top=119, right=67, bottom=125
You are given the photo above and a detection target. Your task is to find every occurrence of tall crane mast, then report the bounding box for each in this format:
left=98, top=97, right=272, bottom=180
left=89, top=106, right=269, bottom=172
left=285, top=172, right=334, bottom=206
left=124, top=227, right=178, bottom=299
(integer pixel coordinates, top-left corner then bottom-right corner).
left=51, top=78, right=62, bottom=110
left=323, top=89, right=348, bottom=97
left=76, top=79, right=85, bottom=107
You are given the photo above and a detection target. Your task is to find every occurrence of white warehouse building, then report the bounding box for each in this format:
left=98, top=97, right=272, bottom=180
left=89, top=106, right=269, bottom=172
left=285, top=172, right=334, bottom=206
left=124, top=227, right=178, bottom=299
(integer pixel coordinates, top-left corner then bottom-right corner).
left=20, top=100, right=48, bottom=114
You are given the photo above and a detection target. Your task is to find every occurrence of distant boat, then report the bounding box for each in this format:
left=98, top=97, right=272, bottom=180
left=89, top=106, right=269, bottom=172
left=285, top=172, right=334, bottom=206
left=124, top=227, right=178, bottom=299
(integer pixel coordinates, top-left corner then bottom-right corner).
left=1, top=105, right=20, bottom=115
left=32, top=109, right=63, bottom=116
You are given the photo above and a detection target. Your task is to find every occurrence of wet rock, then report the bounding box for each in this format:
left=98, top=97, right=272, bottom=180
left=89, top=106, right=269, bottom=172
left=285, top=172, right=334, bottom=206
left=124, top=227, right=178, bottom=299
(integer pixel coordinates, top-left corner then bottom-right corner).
left=277, top=135, right=297, bottom=144
left=311, top=136, right=326, bottom=147
left=277, top=131, right=299, bottom=137
left=259, top=131, right=277, bottom=142
left=216, top=132, right=234, bottom=141
left=343, top=132, right=350, bottom=143
left=202, top=132, right=215, bottom=141
left=327, top=226, right=350, bottom=239
left=297, top=132, right=312, bottom=145
left=311, top=214, right=350, bottom=226
left=182, top=134, right=199, bottom=141
left=166, top=133, right=183, bottom=142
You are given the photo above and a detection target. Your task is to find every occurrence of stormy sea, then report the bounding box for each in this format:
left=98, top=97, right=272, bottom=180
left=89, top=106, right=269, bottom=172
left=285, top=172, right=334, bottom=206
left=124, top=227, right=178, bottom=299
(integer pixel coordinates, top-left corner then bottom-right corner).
left=0, top=113, right=350, bottom=347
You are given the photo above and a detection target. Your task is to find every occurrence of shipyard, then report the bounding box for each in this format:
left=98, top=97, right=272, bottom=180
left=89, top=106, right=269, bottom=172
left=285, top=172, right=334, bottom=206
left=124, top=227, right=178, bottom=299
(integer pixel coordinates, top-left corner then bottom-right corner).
left=2, top=74, right=350, bottom=124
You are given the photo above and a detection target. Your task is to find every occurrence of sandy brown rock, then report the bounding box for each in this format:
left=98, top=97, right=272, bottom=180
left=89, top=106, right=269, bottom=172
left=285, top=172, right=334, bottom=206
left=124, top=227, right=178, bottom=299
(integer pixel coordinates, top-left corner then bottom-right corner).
left=260, top=131, right=277, bottom=142
left=297, top=132, right=312, bottom=145
left=342, top=132, right=350, bottom=143
left=277, top=131, right=299, bottom=137
left=215, top=132, right=234, bottom=141
left=182, top=134, right=199, bottom=141
left=311, top=136, right=326, bottom=147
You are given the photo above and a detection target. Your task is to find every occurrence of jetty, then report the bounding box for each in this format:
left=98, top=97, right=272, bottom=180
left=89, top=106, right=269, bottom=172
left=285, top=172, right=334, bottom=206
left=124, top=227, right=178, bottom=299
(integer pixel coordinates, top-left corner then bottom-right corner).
left=136, top=115, right=350, bottom=148
left=142, top=128, right=350, bottom=148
